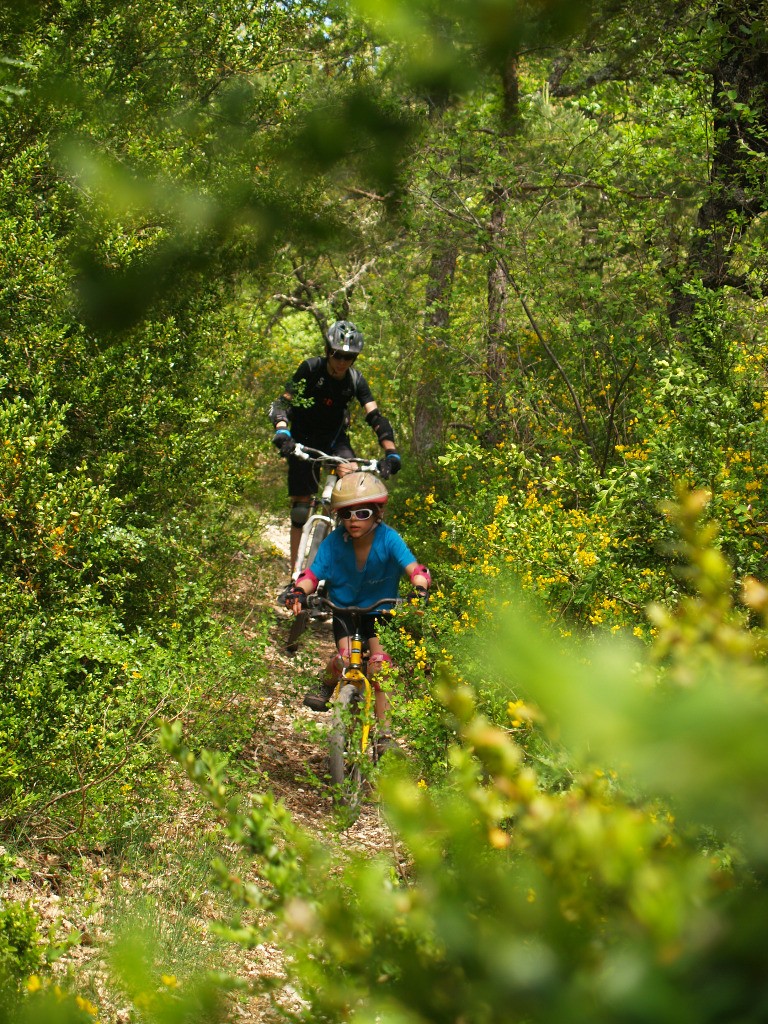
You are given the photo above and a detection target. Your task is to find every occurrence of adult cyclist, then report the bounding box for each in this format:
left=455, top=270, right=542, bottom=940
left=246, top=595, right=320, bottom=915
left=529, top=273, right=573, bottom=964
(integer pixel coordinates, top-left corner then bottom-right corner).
left=269, top=319, right=401, bottom=600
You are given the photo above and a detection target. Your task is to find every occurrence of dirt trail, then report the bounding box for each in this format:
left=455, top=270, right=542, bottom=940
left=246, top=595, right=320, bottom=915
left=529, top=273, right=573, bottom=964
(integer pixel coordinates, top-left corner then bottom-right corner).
left=210, top=518, right=409, bottom=1020
left=244, top=517, right=405, bottom=858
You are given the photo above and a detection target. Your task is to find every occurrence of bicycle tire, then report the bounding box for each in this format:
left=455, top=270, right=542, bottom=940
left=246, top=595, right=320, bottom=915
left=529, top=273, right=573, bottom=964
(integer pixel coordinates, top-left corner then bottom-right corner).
left=306, top=515, right=330, bottom=567
left=285, top=517, right=332, bottom=652
left=328, top=683, right=365, bottom=809
left=285, top=610, right=308, bottom=652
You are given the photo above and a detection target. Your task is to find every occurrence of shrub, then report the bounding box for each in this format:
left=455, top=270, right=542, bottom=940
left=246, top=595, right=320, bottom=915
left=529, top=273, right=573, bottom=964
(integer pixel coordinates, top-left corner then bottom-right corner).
left=143, top=492, right=768, bottom=1024
left=0, top=899, right=41, bottom=1001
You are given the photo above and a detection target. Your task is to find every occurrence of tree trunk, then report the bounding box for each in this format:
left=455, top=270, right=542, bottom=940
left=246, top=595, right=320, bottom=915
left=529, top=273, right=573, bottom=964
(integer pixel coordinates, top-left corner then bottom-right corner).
left=484, top=53, right=520, bottom=445
left=413, top=242, right=457, bottom=457
left=485, top=190, right=509, bottom=443
left=670, top=0, right=768, bottom=331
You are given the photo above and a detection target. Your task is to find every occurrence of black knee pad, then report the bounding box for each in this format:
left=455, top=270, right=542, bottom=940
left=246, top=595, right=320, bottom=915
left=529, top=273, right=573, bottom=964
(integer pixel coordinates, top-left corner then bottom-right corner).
left=290, top=501, right=312, bottom=529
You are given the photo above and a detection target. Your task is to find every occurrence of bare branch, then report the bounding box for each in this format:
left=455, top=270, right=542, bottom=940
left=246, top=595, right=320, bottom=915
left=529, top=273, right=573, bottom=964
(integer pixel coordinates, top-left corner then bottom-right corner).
left=328, top=258, right=377, bottom=302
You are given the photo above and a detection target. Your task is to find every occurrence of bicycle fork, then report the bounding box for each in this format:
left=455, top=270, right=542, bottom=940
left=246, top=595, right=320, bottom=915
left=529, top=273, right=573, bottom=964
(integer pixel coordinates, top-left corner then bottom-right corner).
left=292, top=509, right=330, bottom=578
left=291, top=472, right=337, bottom=582
left=334, top=634, right=374, bottom=751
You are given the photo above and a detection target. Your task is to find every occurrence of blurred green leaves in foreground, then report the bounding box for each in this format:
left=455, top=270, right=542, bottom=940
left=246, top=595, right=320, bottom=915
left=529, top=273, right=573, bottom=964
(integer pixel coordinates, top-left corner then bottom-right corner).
left=11, top=489, right=767, bottom=1023
left=352, top=0, right=588, bottom=83
left=168, top=490, right=768, bottom=1022
left=505, top=488, right=768, bottom=862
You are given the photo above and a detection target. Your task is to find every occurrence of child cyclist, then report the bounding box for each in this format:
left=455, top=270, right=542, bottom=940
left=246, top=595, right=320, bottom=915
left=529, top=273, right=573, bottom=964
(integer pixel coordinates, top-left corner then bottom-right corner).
left=284, top=472, right=430, bottom=753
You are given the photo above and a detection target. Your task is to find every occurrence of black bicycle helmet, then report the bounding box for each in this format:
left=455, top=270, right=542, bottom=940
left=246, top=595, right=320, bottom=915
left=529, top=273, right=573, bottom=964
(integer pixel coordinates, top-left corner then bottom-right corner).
left=326, top=320, right=364, bottom=354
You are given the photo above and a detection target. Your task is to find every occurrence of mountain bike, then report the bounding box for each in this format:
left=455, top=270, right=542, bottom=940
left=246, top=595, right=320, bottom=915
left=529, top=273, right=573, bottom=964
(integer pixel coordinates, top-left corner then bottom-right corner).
left=304, top=594, right=405, bottom=812
left=285, top=443, right=380, bottom=652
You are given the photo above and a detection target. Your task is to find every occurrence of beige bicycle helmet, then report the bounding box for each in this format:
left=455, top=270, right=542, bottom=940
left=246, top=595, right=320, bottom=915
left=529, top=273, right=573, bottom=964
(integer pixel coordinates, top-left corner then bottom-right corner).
left=330, top=472, right=388, bottom=511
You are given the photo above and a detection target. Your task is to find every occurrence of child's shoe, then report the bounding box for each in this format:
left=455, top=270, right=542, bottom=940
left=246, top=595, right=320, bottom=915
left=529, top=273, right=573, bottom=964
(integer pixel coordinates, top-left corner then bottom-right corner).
left=302, top=683, right=334, bottom=712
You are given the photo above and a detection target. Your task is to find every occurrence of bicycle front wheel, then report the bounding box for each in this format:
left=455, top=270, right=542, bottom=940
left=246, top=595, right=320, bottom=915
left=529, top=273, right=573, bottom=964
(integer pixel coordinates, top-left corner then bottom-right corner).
left=286, top=517, right=332, bottom=653
left=285, top=609, right=308, bottom=652
left=328, top=683, right=366, bottom=809
left=306, top=515, right=330, bottom=567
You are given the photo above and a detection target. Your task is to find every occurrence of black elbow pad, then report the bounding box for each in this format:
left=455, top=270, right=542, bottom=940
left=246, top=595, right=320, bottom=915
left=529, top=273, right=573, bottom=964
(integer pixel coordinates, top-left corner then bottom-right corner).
left=365, top=409, right=395, bottom=444
left=268, top=399, right=291, bottom=427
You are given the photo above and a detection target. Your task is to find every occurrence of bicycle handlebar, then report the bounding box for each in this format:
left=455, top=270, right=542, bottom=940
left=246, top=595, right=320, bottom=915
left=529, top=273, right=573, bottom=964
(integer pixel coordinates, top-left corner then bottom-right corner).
left=306, top=595, right=405, bottom=615
left=291, top=442, right=379, bottom=474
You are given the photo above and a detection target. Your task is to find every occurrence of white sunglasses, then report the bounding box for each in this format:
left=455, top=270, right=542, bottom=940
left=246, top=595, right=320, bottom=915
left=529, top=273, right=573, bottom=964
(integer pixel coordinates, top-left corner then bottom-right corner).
left=338, top=507, right=375, bottom=521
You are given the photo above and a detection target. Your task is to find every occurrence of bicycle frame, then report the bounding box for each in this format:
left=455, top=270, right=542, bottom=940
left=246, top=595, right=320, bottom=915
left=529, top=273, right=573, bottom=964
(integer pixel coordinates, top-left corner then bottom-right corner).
left=335, top=623, right=375, bottom=755
left=305, top=595, right=404, bottom=809
left=291, top=460, right=337, bottom=587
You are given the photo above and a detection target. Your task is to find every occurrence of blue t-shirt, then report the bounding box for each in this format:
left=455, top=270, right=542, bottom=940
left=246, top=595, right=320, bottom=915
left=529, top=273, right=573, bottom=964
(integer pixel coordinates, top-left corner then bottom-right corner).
left=309, top=522, right=415, bottom=608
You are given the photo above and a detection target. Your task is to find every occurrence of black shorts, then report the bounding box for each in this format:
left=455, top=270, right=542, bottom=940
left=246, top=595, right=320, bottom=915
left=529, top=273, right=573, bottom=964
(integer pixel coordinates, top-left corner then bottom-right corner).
left=332, top=611, right=390, bottom=645
left=287, top=436, right=355, bottom=498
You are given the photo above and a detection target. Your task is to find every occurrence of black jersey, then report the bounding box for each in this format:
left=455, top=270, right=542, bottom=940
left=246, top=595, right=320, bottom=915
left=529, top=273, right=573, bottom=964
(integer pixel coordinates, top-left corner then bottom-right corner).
left=279, top=357, right=374, bottom=445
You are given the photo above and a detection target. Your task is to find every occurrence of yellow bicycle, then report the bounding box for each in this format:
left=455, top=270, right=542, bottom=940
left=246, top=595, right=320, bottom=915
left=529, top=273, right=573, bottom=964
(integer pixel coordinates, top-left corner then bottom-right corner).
left=305, top=594, right=405, bottom=810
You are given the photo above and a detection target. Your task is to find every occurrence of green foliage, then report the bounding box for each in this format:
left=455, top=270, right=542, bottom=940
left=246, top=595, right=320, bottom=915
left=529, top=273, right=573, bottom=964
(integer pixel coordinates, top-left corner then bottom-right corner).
left=0, top=275, right=256, bottom=836
left=0, top=900, right=41, bottom=999
left=6, top=0, right=768, bottom=1017
left=353, top=0, right=589, bottom=94
left=0, top=0, right=279, bottom=844
left=125, top=492, right=767, bottom=1024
